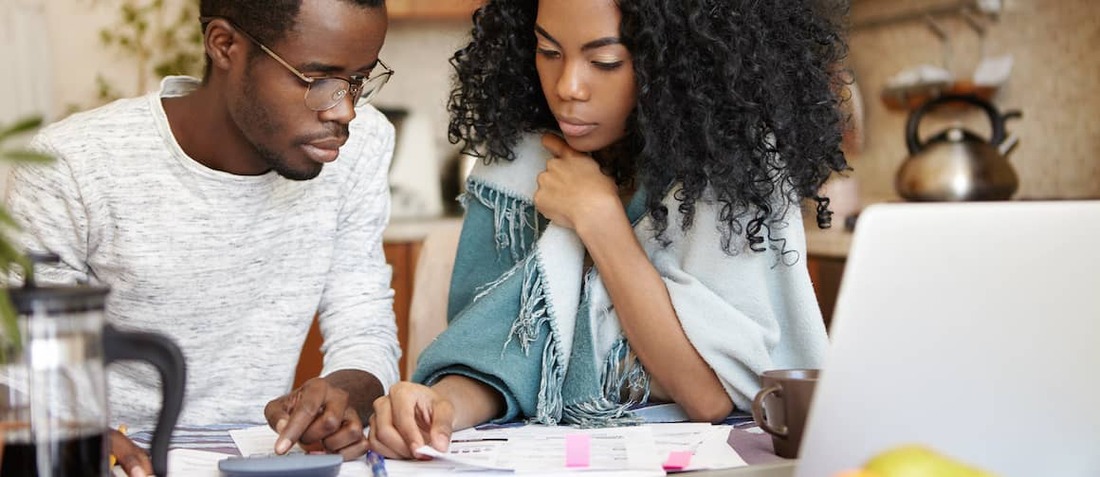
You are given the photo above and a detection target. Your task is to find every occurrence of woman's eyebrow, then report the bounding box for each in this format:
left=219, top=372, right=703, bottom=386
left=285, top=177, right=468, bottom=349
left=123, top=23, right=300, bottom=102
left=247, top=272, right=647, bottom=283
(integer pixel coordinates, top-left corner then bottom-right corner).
left=580, top=37, right=622, bottom=51
left=534, top=24, right=560, bottom=46
left=534, top=24, right=622, bottom=51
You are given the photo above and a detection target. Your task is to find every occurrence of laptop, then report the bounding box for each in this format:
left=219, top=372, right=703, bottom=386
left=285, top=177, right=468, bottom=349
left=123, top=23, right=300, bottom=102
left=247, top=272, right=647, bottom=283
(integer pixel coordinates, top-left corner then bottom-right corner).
left=785, top=201, right=1100, bottom=477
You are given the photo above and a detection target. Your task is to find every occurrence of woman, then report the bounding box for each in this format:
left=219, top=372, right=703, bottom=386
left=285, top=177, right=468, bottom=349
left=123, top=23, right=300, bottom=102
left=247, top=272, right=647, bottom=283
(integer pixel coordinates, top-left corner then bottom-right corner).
left=368, top=0, right=848, bottom=459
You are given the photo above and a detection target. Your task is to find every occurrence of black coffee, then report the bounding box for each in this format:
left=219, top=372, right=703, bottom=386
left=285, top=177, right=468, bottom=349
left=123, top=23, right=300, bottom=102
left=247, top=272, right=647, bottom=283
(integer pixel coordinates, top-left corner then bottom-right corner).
left=1, top=433, right=106, bottom=477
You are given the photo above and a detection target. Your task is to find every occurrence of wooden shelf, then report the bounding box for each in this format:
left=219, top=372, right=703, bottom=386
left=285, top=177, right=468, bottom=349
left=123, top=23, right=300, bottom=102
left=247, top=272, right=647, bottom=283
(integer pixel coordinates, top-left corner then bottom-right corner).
left=388, top=0, right=482, bottom=21
left=881, top=80, right=998, bottom=111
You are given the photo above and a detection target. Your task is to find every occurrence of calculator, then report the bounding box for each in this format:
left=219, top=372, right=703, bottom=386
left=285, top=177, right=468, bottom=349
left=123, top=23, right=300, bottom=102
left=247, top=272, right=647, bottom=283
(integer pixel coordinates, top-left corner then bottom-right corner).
left=217, top=454, right=342, bottom=477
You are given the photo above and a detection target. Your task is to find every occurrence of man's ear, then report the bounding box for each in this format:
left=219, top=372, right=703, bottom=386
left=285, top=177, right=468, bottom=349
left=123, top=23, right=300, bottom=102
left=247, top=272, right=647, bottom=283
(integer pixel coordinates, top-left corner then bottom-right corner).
left=203, top=18, right=243, bottom=74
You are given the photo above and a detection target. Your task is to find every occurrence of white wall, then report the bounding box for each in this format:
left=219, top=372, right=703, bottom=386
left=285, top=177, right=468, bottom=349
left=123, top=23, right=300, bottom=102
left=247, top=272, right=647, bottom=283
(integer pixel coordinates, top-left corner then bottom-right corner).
left=36, top=2, right=470, bottom=164
left=30, top=2, right=473, bottom=216
left=42, top=1, right=145, bottom=115
left=848, top=0, right=1100, bottom=201
left=2, top=0, right=52, bottom=122
left=2, top=0, right=54, bottom=195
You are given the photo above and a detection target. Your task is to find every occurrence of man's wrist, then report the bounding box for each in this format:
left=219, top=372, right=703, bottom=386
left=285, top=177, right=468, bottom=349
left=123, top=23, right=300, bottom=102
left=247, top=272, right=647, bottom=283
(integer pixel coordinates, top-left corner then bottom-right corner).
left=322, top=369, right=384, bottom=423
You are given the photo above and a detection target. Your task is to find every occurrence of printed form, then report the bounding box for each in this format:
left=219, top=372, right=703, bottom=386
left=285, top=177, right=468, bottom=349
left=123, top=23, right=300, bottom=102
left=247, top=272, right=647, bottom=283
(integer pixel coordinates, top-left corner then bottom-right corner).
left=131, top=422, right=744, bottom=476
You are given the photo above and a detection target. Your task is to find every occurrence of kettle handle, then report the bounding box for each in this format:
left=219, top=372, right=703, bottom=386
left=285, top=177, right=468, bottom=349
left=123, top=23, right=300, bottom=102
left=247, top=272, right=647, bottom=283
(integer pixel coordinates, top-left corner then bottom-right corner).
left=905, top=94, right=1007, bottom=155
left=104, top=325, right=187, bottom=477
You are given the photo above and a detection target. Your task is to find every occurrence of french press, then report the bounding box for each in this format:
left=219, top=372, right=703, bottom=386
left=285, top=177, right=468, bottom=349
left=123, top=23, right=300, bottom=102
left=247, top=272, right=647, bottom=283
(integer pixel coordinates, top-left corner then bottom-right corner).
left=1, top=253, right=186, bottom=476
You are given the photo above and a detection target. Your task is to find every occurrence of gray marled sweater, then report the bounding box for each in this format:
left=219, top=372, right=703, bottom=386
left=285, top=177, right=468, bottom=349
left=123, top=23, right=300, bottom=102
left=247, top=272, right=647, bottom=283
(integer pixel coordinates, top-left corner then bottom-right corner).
left=4, top=77, right=400, bottom=430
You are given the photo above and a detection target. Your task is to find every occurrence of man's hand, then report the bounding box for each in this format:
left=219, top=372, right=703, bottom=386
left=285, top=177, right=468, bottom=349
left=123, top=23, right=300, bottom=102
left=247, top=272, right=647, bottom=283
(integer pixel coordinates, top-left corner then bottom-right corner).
left=264, top=377, right=369, bottom=460
left=110, top=428, right=152, bottom=477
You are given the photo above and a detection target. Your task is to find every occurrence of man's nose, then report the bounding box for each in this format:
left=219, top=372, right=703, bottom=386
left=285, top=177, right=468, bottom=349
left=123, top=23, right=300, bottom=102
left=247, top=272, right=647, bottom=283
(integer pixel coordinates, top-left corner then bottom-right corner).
left=319, top=92, right=357, bottom=125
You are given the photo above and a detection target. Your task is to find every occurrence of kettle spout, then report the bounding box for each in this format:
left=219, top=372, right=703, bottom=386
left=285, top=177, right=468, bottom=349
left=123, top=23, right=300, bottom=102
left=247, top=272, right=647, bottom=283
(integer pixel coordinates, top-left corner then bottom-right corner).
left=997, top=110, right=1023, bottom=157
left=998, top=133, right=1019, bottom=157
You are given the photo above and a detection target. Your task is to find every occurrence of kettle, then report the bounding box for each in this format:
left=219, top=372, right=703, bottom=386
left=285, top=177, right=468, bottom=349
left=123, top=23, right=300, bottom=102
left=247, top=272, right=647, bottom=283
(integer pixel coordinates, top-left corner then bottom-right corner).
left=896, top=94, right=1022, bottom=201
left=1, top=253, right=186, bottom=476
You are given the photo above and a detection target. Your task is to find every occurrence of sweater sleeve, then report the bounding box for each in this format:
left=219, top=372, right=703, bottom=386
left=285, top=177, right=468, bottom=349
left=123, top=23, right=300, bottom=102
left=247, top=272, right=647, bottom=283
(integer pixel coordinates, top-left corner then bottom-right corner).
left=4, top=131, right=95, bottom=286
left=315, top=113, right=401, bottom=391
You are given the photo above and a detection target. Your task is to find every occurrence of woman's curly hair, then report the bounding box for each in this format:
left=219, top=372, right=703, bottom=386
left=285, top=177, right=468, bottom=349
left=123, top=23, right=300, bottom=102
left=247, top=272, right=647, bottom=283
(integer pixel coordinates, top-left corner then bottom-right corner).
left=448, top=0, right=850, bottom=254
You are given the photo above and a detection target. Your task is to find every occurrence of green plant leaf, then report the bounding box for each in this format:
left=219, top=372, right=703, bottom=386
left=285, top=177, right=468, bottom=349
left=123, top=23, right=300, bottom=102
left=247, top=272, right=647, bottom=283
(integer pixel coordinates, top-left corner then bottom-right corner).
left=0, top=292, right=20, bottom=364
left=3, top=150, right=53, bottom=163
left=0, top=208, right=17, bottom=227
left=0, top=116, right=43, bottom=142
left=0, top=115, right=49, bottom=360
left=0, top=235, right=28, bottom=268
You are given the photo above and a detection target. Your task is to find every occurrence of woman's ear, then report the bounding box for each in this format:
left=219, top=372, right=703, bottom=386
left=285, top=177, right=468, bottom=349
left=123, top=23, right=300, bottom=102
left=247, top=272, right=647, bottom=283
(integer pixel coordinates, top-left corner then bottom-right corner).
left=203, top=18, right=242, bottom=74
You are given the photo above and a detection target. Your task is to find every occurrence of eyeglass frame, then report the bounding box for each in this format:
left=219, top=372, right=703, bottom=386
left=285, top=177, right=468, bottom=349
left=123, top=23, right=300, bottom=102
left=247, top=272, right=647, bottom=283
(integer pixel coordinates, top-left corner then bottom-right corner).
left=199, top=16, right=394, bottom=111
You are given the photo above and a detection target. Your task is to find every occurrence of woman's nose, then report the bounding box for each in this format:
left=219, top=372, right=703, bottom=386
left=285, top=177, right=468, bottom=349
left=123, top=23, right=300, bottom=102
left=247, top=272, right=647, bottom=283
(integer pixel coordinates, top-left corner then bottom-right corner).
left=555, top=61, right=590, bottom=102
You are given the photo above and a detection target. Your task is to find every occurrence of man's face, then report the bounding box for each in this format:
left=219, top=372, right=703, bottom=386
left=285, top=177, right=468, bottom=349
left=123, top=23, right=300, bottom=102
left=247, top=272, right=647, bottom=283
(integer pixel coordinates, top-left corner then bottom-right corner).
left=229, top=0, right=388, bottom=180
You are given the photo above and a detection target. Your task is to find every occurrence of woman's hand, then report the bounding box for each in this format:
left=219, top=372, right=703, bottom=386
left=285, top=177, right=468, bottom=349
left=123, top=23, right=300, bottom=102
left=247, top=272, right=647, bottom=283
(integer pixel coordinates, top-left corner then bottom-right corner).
left=536, top=133, right=621, bottom=232
left=367, top=381, right=455, bottom=460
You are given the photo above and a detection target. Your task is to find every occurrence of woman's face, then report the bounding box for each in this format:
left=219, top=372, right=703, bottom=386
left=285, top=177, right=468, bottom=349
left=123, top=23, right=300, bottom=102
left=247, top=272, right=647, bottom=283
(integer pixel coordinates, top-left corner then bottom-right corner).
left=534, top=0, right=636, bottom=153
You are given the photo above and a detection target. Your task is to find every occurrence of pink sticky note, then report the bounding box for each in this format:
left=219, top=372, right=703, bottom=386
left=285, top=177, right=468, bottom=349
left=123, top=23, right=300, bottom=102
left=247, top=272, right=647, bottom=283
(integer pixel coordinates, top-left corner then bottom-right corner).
left=663, top=450, right=693, bottom=471
left=564, top=434, right=591, bottom=468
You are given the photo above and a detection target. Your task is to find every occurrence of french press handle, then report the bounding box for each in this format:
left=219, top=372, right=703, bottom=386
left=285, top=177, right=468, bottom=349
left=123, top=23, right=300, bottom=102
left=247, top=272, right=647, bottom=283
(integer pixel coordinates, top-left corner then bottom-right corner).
left=104, top=326, right=187, bottom=477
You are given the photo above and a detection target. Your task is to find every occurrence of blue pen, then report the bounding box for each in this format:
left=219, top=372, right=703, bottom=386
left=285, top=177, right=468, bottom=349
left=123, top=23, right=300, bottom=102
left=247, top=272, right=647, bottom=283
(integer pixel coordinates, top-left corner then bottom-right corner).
left=366, top=450, right=388, bottom=477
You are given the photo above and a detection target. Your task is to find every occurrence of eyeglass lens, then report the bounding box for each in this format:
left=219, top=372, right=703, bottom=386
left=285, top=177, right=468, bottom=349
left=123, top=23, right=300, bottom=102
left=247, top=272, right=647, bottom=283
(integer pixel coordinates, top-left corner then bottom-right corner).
left=304, top=74, right=391, bottom=112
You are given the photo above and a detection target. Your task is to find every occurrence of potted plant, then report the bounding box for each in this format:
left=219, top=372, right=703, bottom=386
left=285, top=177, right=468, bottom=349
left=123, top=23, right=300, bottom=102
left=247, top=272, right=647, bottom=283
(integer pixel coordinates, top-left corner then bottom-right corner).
left=0, top=116, right=52, bottom=360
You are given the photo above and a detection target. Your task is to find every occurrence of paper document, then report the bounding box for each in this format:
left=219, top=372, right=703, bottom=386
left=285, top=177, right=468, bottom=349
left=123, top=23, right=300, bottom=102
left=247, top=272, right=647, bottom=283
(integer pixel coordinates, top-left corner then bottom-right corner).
left=416, top=424, right=663, bottom=472
left=111, top=448, right=226, bottom=477
left=221, top=421, right=745, bottom=476
left=230, top=425, right=307, bottom=457
left=648, top=423, right=747, bottom=471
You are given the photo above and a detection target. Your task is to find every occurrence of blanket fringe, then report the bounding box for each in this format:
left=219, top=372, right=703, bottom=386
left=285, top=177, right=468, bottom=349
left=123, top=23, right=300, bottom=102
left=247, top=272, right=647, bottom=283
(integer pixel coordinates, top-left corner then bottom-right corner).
left=471, top=261, right=521, bottom=305
left=534, top=330, right=565, bottom=425
left=602, top=338, right=652, bottom=405
left=496, top=254, right=566, bottom=425
left=562, top=399, right=643, bottom=428
left=503, top=258, right=547, bottom=355
left=464, top=180, right=537, bottom=262
left=560, top=338, right=650, bottom=427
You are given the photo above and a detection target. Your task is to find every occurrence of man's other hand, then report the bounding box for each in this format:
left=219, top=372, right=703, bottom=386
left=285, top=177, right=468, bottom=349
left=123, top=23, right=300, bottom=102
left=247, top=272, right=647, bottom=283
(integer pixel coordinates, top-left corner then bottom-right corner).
left=264, top=377, right=368, bottom=460
left=110, top=428, right=152, bottom=477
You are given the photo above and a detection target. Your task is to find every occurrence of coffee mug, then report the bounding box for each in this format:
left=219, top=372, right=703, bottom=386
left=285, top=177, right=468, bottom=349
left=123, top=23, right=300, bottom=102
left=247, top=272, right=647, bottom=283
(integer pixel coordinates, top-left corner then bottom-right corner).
left=751, top=369, right=820, bottom=459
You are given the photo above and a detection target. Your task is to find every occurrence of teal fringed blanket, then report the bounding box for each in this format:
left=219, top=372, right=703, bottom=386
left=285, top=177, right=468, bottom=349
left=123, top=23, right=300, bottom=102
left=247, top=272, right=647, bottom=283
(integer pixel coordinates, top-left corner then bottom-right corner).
left=413, top=135, right=828, bottom=425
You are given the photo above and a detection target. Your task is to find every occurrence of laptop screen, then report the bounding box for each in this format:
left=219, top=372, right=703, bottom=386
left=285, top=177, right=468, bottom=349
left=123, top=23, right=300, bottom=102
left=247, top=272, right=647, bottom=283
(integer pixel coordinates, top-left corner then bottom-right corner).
left=796, top=201, right=1100, bottom=477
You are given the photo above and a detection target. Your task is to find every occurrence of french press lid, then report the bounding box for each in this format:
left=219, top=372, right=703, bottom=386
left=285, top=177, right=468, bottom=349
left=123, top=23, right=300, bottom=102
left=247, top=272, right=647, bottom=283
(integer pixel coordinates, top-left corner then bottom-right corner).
left=5, top=252, right=109, bottom=315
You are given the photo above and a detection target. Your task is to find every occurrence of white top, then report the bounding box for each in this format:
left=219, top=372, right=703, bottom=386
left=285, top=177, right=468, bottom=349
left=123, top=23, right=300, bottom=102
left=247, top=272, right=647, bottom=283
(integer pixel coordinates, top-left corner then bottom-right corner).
left=4, top=77, right=401, bottom=429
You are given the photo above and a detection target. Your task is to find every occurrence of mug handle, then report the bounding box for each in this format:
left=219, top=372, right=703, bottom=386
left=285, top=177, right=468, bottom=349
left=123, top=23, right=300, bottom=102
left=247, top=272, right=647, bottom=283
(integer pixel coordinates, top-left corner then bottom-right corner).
left=752, top=384, right=789, bottom=438
left=104, top=324, right=187, bottom=477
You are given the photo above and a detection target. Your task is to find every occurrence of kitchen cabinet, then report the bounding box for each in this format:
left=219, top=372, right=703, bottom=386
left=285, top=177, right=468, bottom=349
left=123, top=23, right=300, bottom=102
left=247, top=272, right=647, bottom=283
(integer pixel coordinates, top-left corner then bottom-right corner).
left=804, top=225, right=852, bottom=332
left=293, top=241, right=422, bottom=388
left=387, top=0, right=482, bottom=20
left=807, top=255, right=846, bottom=332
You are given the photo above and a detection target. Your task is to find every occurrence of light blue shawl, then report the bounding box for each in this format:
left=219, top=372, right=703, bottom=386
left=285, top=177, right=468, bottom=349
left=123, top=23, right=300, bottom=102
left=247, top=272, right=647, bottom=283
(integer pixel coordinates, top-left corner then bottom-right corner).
left=413, top=135, right=828, bottom=425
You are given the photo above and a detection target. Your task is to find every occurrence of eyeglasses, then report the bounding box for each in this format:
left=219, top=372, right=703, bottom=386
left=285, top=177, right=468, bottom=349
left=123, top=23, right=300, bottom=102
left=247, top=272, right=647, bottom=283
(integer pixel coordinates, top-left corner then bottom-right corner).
left=201, top=16, right=394, bottom=111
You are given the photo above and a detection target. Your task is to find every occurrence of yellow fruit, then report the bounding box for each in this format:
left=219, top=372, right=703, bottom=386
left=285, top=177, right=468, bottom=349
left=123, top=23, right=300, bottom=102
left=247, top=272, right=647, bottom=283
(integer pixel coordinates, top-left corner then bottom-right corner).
left=833, top=470, right=879, bottom=477
left=864, top=445, right=997, bottom=477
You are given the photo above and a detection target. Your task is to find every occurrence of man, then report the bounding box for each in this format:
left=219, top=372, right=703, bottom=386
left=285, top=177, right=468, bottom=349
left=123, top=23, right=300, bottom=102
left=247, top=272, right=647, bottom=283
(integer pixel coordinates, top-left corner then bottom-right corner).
left=5, top=0, right=398, bottom=475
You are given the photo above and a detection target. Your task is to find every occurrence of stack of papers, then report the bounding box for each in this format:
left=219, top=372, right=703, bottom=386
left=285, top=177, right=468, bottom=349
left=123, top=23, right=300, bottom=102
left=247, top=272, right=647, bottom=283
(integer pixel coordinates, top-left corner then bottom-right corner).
left=139, top=422, right=746, bottom=476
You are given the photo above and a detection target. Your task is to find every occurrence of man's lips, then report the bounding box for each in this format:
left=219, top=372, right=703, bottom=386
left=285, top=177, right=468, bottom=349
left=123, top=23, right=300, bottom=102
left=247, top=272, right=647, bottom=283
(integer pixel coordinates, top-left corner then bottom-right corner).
left=301, top=137, right=346, bottom=163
